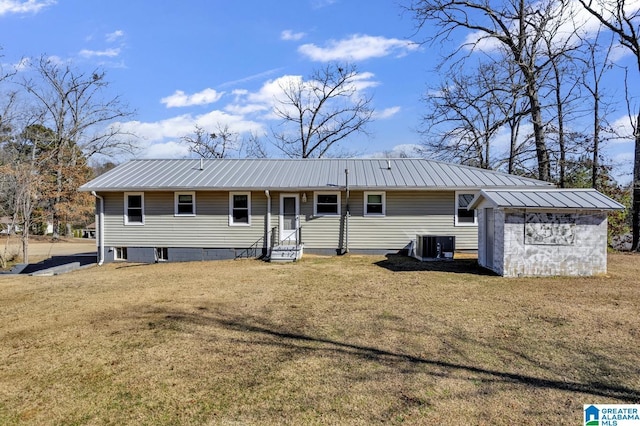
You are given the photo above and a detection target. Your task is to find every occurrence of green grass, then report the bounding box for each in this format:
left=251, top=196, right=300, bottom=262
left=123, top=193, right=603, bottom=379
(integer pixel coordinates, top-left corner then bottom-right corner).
left=0, top=253, right=639, bottom=425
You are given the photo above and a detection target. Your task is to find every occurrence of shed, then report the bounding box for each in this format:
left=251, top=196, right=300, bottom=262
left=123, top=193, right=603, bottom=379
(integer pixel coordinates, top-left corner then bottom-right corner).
left=468, top=189, right=624, bottom=277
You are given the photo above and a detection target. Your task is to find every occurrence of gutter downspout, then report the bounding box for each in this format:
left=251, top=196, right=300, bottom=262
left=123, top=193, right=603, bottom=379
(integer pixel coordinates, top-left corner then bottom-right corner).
left=91, top=191, right=104, bottom=266
left=265, top=190, right=271, bottom=257
left=344, top=168, right=350, bottom=254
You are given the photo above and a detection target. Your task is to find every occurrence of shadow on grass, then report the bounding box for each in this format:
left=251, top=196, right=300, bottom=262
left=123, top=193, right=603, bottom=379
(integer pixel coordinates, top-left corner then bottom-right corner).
left=19, top=253, right=96, bottom=274
left=148, top=307, right=640, bottom=403
left=375, top=254, right=496, bottom=275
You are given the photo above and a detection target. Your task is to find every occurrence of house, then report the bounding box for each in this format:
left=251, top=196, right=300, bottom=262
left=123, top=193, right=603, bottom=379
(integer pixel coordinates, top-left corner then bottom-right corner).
left=78, top=158, right=555, bottom=264
left=468, top=189, right=624, bottom=277
left=0, top=216, right=20, bottom=235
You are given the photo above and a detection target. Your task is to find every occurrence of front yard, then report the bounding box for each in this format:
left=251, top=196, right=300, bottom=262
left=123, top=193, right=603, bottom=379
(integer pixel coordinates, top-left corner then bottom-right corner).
left=1, top=253, right=638, bottom=424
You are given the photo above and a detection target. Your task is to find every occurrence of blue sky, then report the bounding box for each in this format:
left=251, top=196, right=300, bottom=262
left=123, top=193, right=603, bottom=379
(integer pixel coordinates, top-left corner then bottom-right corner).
left=0, top=0, right=637, bottom=182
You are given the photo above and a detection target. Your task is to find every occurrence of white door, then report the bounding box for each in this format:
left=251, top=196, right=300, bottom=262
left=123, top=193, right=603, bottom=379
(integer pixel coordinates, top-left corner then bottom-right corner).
left=279, top=194, right=299, bottom=244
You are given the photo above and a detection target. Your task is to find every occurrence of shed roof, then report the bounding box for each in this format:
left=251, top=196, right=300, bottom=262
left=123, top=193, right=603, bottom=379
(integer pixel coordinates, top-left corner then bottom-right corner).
left=79, top=158, right=552, bottom=192
left=468, top=189, right=625, bottom=211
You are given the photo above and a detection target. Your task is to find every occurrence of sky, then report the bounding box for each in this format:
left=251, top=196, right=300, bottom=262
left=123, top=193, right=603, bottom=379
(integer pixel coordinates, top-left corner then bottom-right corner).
left=0, top=0, right=637, bottom=182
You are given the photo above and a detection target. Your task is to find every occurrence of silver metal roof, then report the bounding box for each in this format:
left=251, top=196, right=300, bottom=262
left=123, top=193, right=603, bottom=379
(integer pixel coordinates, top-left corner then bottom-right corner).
left=468, top=189, right=625, bottom=211
left=79, top=158, right=553, bottom=192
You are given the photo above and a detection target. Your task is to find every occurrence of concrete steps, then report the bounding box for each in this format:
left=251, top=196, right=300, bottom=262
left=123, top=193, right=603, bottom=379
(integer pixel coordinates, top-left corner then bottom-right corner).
left=269, top=245, right=303, bottom=262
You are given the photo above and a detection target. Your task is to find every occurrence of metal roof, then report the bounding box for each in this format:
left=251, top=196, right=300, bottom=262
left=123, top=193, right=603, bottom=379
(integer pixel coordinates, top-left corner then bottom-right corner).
left=79, top=158, right=553, bottom=192
left=468, top=189, right=625, bottom=211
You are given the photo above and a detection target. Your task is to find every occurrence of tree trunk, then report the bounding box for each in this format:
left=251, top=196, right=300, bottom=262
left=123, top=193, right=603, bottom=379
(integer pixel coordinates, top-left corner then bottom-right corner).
left=528, top=87, right=551, bottom=182
left=633, top=111, right=640, bottom=251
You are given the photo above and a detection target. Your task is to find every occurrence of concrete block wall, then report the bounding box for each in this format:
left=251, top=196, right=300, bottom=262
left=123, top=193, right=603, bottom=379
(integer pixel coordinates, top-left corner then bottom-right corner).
left=502, top=211, right=608, bottom=277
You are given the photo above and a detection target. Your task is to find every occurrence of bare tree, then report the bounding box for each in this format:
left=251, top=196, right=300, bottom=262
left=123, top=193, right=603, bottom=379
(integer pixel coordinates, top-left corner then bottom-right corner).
left=407, top=0, right=578, bottom=181
left=420, top=60, right=531, bottom=170
left=271, top=63, right=374, bottom=158
left=540, top=5, right=584, bottom=188
left=20, top=56, right=135, bottom=238
left=182, top=124, right=238, bottom=159
left=578, top=0, right=640, bottom=250
left=578, top=28, right=617, bottom=190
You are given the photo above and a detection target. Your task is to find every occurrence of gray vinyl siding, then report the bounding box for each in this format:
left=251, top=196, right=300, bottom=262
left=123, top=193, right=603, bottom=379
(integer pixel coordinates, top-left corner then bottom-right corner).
left=296, top=190, right=477, bottom=251
left=101, top=189, right=478, bottom=251
left=102, top=191, right=266, bottom=248
left=345, top=191, right=477, bottom=251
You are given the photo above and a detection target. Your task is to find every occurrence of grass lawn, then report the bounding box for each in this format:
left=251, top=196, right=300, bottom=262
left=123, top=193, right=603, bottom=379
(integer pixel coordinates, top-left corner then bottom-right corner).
left=1, top=253, right=639, bottom=425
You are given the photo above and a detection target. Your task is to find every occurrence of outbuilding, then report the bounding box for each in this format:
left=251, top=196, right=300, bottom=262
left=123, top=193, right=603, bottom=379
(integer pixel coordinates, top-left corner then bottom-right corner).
left=468, top=189, right=625, bottom=277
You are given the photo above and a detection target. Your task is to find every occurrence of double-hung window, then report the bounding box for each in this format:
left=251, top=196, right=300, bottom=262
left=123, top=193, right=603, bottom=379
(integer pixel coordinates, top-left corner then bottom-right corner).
left=124, top=192, right=144, bottom=225
left=175, top=192, right=195, bottom=216
left=364, top=192, right=385, bottom=216
left=229, top=192, right=251, bottom=225
left=314, top=192, right=340, bottom=216
left=455, top=192, right=477, bottom=226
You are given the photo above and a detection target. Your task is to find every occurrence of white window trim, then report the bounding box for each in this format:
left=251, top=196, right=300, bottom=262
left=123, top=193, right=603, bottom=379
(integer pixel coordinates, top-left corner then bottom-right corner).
left=455, top=191, right=478, bottom=226
left=124, top=192, right=145, bottom=225
left=364, top=191, right=386, bottom=216
left=174, top=191, right=196, bottom=216
left=114, top=247, right=127, bottom=260
left=229, top=192, right=251, bottom=226
left=314, top=191, right=341, bottom=216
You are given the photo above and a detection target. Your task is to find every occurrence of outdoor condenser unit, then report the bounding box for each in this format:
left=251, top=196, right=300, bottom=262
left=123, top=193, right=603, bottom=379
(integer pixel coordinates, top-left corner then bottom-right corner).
left=415, top=235, right=455, bottom=259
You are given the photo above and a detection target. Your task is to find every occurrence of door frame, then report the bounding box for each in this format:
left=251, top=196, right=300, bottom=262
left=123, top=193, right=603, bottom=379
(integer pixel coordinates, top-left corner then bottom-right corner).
left=279, top=193, right=300, bottom=244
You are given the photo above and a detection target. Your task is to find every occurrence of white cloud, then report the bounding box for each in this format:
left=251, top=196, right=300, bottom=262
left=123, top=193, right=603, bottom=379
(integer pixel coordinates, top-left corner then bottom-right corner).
left=281, top=29, right=305, bottom=41
left=218, top=68, right=283, bottom=89
left=373, top=106, right=401, bottom=120
left=12, top=57, right=30, bottom=71
left=79, top=48, right=120, bottom=58
left=119, top=68, right=378, bottom=158
left=350, top=71, right=379, bottom=91
left=140, top=140, right=190, bottom=159
left=0, top=0, right=55, bottom=16
left=369, top=144, right=421, bottom=158
left=106, top=30, right=124, bottom=42
left=117, top=110, right=264, bottom=147
left=299, top=34, right=420, bottom=62
left=161, top=88, right=224, bottom=108
left=608, top=114, right=636, bottom=143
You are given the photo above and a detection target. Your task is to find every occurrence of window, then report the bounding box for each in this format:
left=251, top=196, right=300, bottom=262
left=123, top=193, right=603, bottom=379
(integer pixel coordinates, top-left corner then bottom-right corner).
left=175, top=192, right=195, bottom=216
left=229, top=192, right=251, bottom=225
left=114, top=247, right=127, bottom=260
left=364, top=192, right=385, bottom=216
left=124, top=193, right=144, bottom=225
left=155, top=247, right=168, bottom=262
left=455, top=192, right=477, bottom=226
left=314, top=192, right=340, bottom=216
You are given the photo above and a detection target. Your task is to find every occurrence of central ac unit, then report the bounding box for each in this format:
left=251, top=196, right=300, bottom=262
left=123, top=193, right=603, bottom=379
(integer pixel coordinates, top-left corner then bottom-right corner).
left=415, top=235, right=455, bottom=259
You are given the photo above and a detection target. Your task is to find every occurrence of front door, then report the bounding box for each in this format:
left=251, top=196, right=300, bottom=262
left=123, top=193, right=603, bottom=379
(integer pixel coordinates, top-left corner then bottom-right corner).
left=279, top=194, right=299, bottom=244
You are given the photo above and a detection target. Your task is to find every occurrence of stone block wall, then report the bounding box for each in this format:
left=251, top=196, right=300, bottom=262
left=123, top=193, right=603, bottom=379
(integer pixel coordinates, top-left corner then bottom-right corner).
left=502, top=211, right=608, bottom=277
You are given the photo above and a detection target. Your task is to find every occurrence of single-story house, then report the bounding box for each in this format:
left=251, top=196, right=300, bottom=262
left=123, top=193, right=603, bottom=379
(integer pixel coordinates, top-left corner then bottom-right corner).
left=468, top=189, right=624, bottom=277
left=0, top=216, right=20, bottom=235
left=79, top=158, right=558, bottom=264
